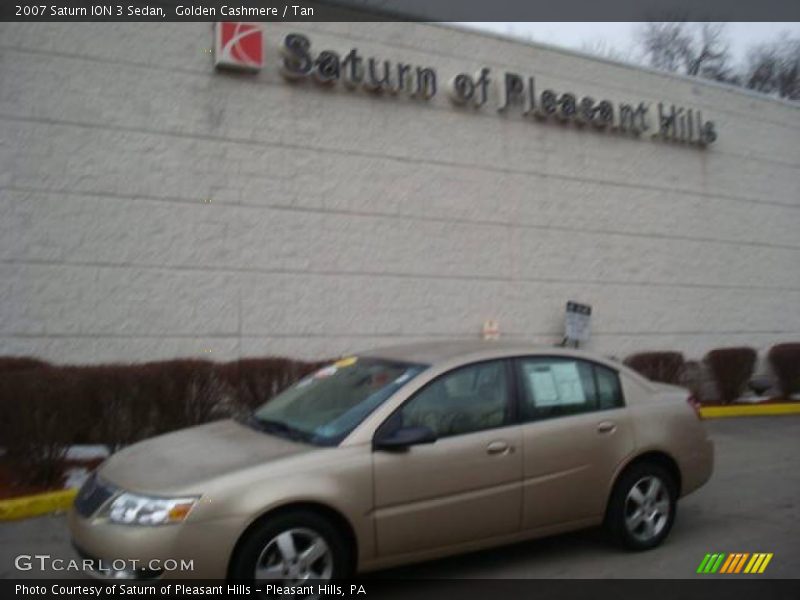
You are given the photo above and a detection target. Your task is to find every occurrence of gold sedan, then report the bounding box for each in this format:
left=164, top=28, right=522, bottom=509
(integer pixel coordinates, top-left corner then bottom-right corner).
left=69, top=341, right=713, bottom=581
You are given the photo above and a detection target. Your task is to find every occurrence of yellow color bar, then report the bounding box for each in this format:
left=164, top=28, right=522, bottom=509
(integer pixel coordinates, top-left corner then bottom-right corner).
left=758, top=554, right=773, bottom=574
left=744, top=554, right=762, bottom=574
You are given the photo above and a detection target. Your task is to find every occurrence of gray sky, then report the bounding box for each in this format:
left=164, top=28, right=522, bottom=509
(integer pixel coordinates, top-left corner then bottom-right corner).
left=459, top=22, right=800, bottom=65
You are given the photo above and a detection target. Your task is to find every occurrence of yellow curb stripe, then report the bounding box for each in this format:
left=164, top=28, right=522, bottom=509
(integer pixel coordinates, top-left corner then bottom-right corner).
left=719, top=554, right=736, bottom=573
left=700, top=403, right=800, bottom=419
left=0, top=489, right=77, bottom=522
left=758, top=554, right=773, bottom=574
left=734, top=553, right=749, bottom=573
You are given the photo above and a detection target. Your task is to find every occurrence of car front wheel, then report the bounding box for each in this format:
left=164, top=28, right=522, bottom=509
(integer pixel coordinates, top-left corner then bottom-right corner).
left=606, top=462, right=677, bottom=550
left=230, top=510, right=352, bottom=583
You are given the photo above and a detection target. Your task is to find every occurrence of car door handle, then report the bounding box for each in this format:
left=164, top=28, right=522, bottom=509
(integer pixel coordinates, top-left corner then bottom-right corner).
left=486, top=440, right=512, bottom=455
left=597, top=421, right=617, bottom=434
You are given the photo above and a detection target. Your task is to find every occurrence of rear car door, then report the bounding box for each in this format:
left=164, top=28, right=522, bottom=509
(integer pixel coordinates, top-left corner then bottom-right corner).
left=372, top=360, right=523, bottom=557
left=514, top=356, right=635, bottom=529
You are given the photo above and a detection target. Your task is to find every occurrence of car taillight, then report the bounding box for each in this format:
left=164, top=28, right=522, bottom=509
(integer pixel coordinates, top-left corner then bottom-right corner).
left=687, top=394, right=702, bottom=419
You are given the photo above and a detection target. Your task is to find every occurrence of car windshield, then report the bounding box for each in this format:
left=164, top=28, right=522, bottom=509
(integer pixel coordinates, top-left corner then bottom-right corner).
left=249, top=357, right=427, bottom=446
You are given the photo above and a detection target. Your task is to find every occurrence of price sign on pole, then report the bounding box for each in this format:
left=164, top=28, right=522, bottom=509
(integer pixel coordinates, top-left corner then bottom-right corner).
left=564, top=301, right=592, bottom=346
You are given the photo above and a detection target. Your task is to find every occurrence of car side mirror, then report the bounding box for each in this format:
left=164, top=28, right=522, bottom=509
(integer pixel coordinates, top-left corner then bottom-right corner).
left=374, top=426, right=437, bottom=452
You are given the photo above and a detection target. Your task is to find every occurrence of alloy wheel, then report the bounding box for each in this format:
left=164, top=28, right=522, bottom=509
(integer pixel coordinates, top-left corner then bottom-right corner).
left=254, top=527, right=333, bottom=583
left=624, top=475, right=670, bottom=543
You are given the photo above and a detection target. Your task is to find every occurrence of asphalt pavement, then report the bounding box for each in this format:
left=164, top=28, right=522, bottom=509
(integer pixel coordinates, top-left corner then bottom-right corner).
left=1, top=416, right=798, bottom=580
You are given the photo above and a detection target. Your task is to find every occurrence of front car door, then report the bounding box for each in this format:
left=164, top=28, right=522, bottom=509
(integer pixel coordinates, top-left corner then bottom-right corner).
left=514, top=356, right=635, bottom=530
left=372, top=360, right=523, bottom=557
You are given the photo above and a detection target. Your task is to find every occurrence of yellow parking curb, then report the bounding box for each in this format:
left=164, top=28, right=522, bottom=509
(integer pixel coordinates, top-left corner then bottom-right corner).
left=700, top=403, right=800, bottom=419
left=0, top=488, right=77, bottom=522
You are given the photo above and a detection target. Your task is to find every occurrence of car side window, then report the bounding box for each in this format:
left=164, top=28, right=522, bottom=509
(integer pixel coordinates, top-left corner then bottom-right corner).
left=595, top=364, right=624, bottom=409
left=516, top=357, right=605, bottom=421
left=396, top=360, right=509, bottom=438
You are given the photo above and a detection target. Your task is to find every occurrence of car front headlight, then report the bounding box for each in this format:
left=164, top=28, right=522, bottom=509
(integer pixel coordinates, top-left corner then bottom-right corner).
left=105, top=492, right=199, bottom=526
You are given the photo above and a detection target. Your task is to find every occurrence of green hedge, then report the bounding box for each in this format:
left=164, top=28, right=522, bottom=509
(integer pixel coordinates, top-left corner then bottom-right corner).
left=767, top=343, right=800, bottom=398
left=703, top=347, right=757, bottom=404
left=0, top=357, right=323, bottom=486
left=623, top=352, right=686, bottom=384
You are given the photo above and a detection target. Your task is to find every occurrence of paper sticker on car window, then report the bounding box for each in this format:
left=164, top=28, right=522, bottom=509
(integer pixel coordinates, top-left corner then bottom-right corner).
left=527, top=366, right=559, bottom=406
left=550, top=362, right=586, bottom=405
left=525, top=362, right=585, bottom=407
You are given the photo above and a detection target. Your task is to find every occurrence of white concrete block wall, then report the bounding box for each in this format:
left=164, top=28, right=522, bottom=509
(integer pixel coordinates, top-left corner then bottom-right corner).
left=0, top=22, right=799, bottom=364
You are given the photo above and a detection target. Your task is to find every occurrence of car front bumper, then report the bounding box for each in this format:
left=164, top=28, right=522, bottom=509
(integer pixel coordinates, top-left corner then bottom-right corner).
left=68, top=508, right=245, bottom=580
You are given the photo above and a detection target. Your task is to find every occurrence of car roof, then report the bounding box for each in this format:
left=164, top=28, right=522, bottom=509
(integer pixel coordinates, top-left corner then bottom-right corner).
left=359, top=340, right=624, bottom=369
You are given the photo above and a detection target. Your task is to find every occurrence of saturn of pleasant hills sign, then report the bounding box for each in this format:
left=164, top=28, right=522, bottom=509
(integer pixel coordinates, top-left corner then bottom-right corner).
left=271, top=32, right=716, bottom=147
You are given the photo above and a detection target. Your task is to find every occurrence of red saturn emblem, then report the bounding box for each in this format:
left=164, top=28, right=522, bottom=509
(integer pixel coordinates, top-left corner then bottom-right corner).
left=214, top=22, right=263, bottom=71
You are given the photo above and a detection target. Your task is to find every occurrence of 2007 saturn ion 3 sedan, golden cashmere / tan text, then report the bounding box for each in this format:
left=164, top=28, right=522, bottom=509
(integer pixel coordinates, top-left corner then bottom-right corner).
left=69, top=341, right=713, bottom=581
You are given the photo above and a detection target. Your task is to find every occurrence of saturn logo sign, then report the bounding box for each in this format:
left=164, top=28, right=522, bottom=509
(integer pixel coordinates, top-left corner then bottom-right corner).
left=214, top=22, right=263, bottom=71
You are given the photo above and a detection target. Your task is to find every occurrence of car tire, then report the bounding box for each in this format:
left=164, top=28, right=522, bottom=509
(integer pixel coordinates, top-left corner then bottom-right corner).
left=229, top=509, right=353, bottom=582
left=605, top=462, right=677, bottom=551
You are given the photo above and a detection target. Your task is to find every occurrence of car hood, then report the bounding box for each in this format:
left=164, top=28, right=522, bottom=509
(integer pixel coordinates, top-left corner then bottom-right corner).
left=653, top=382, right=689, bottom=394
left=98, top=419, right=314, bottom=495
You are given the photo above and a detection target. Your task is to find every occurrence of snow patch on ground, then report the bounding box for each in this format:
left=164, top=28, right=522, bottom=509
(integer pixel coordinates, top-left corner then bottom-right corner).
left=62, top=446, right=109, bottom=489
left=65, top=445, right=109, bottom=460
left=737, top=395, right=771, bottom=404
left=63, top=467, right=91, bottom=490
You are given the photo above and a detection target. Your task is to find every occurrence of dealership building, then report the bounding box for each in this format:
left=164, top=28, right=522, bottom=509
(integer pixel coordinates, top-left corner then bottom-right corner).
left=1, top=20, right=799, bottom=364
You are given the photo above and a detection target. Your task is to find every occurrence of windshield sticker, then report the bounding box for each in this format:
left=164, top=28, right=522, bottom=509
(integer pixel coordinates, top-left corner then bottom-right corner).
left=394, top=372, right=412, bottom=384
left=314, top=365, right=338, bottom=379
left=333, top=356, right=358, bottom=368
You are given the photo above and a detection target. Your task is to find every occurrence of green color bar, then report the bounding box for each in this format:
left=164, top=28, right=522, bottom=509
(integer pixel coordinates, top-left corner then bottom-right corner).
left=704, top=554, right=719, bottom=573
left=697, top=554, right=712, bottom=573
left=710, top=553, right=726, bottom=573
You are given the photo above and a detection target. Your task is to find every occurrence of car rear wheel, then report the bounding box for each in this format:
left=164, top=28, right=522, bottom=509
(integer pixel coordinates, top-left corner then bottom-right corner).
left=606, top=462, right=677, bottom=550
left=230, top=510, right=352, bottom=584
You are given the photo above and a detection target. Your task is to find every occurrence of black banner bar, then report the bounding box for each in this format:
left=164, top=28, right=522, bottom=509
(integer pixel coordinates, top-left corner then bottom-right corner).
left=2, top=0, right=800, bottom=22
left=3, top=579, right=800, bottom=600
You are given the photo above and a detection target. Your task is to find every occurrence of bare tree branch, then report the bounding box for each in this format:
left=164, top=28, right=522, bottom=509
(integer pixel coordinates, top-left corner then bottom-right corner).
left=744, top=33, right=800, bottom=99
left=635, top=21, right=735, bottom=84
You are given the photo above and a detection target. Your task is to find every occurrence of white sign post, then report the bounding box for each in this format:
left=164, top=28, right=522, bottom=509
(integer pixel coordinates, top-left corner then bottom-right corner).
left=564, top=301, right=592, bottom=347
